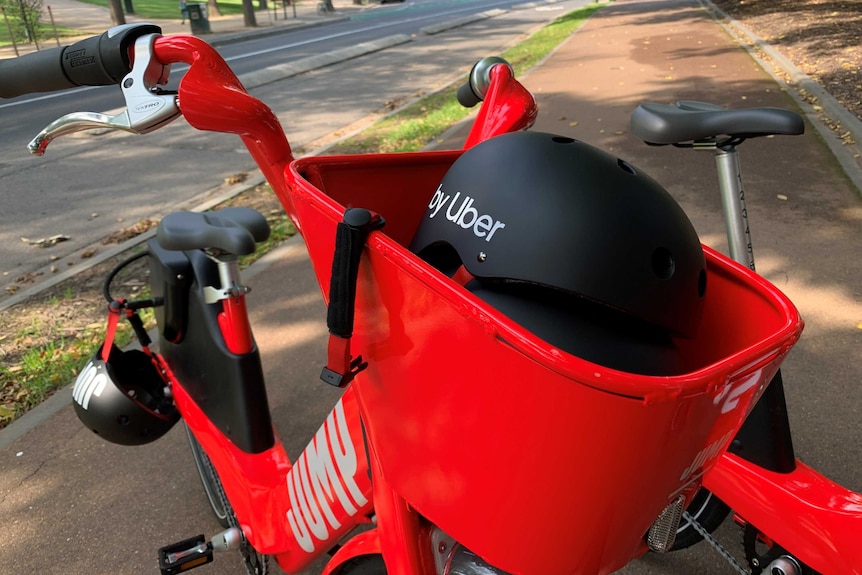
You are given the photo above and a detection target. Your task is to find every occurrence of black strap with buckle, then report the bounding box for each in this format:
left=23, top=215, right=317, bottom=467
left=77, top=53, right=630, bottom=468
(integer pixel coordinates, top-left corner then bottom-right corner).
left=320, top=208, right=385, bottom=387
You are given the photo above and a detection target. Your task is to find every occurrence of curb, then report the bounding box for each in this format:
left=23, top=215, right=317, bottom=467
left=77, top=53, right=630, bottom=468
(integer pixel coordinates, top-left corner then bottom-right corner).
left=698, top=0, right=862, bottom=195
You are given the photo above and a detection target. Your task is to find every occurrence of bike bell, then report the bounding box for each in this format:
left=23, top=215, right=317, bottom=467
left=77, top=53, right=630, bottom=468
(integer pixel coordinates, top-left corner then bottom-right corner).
left=72, top=344, right=179, bottom=446
left=410, top=131, right=707, bottom=375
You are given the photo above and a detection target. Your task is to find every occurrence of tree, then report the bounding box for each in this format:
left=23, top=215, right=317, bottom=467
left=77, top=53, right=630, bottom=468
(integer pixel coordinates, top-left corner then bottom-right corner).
left=0, top=0, right=43, bottom=43
left=241, top=0, right=256, bottom=27
left=207, top=0, right=221, bottom=18
left=107, top=0, right=125, bottom=25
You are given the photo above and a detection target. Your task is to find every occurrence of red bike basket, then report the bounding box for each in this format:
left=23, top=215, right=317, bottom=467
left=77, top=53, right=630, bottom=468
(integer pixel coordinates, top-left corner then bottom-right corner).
left=281, top=150, right=802, bottom=575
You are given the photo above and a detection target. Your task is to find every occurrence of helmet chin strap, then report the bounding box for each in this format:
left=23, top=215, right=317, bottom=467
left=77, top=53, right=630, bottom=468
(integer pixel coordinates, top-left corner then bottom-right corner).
left=101, top=298, right=156, bottom=363
left=101, top=300, right=124, bottom=363
left=451, top=264, right=477, bottom=287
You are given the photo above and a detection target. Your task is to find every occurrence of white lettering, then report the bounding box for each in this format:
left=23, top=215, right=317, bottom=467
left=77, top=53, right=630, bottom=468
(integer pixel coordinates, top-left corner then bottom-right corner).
left=286, top=467, right=314, bottom=552
left=456, top=198, right=478, bottom=229
left=333, top=400, right=368, bottom=508
left=679, top=430, right=734, bottom=481
left=428, top=185, right=449, bottom=219
left=474, top=215, right=493, bottom=237
left=486, top=221, right=506, bottom=242
left=297, top=457, right=328, bottom=540
left=721, top=371, right=761, bottom=414
left=285, top=399, right=366, bottom=554
left=72, top=363, right=108, bottom=410
left=445, top=192, right=464, bottom=222
left=305, top=424, right=346, bottom=528
left=426, top=185, right=507, bottom=242
left=73, top=364, right=97, bottom=405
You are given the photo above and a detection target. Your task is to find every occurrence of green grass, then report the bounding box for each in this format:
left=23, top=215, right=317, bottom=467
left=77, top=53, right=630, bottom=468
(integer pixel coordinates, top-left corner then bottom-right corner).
left=328, top=3, right=606, bottom=154
left=238, top=214, right=297, bottom=268
left=0, top=24, right=84, bottom=47
left=75, top=0, right=251, bottom=18
left=0, top=325, right=130, bottom=424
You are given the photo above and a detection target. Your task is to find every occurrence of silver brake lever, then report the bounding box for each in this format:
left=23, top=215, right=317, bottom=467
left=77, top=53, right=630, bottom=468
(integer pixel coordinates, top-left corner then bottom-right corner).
left=29, top=33, right=180, bottom=156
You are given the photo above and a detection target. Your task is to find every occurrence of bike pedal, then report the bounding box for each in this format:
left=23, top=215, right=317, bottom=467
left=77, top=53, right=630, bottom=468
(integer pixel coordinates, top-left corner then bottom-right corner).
left=158, top=534, right=214, bottom=575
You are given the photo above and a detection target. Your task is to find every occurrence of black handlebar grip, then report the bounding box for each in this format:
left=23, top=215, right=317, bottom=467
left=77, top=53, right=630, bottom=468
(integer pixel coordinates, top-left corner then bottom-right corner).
left=0, top=23, right=161, bottom=99
left=457, top=81, right=481, bottom=108
left=0, top=47, right=75, bottom=98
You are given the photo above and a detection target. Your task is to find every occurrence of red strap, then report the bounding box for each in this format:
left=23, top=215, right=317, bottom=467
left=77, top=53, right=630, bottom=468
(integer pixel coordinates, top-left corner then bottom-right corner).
left=451, top=265, right=476, bottom=287
left=101, top=300, right=124, bottom=362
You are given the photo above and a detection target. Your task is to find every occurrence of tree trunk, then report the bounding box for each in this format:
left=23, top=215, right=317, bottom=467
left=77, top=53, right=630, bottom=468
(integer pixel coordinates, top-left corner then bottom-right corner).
left=108, top=0, right=126, bottom=25
left=258, top=0, right=267, bottom=9
left=241, top=0, right=256, bottom=27
left=207, top=0, right=221, bottom=17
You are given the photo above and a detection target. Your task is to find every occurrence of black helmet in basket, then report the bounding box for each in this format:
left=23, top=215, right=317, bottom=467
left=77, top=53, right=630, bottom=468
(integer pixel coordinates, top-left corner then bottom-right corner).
left=410, top=131, right=707, bottom=375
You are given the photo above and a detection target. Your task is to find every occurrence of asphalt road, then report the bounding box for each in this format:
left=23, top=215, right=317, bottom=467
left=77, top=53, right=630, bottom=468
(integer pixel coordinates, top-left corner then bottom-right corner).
left=0, top=0, right=578, bottom=295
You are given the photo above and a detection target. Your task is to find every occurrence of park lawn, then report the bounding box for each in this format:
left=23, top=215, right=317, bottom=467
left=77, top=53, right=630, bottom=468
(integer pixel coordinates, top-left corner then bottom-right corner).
left=0, top=24, right=84, bottom=47
left=76, top=0, right=251, bottom=18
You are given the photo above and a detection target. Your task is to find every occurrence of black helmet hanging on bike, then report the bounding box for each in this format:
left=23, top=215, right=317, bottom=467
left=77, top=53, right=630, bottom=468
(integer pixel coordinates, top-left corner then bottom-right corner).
left=72, top=344, right=179, bottom=446
left=410, top=131, right=707, bottom=375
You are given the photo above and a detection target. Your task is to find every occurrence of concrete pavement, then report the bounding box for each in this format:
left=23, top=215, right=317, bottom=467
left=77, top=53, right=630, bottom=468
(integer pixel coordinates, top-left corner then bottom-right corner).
left=1, top=0, right=861, bottom=573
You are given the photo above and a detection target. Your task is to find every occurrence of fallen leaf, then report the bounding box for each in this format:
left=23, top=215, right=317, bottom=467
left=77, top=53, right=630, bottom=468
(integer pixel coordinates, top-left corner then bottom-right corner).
left=21, top=235, right=70, bottom=248
left=224, top=172, right=249, bottom=185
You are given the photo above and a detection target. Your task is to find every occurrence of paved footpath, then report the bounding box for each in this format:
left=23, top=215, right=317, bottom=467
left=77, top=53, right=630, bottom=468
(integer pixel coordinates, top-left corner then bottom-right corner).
left=1, top=0, right=861, bottom=573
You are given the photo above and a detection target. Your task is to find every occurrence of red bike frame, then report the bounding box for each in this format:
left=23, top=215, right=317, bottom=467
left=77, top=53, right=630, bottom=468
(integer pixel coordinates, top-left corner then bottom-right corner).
left=146, top=34, right=857, bottom=574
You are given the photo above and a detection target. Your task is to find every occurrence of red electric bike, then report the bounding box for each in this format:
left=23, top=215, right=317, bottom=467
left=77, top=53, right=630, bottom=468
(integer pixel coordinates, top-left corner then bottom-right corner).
left=1, top=22, right=859, bottom=575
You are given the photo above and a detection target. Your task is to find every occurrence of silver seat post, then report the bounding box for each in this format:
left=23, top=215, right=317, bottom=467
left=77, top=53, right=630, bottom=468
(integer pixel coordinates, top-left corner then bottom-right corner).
left=714, top=145, right=756, bottom=271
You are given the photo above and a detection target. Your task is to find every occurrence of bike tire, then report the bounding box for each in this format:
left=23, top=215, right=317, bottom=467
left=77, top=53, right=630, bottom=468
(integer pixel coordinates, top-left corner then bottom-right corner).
left=336, top=554, right=387, bottom=575
left=185, top=424, right=231, bottom=528
left=670, top=489, right=731, bottom=550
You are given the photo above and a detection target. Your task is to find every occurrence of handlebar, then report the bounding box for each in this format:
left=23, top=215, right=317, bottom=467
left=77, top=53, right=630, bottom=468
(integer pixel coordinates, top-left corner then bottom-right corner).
left=5, top=29, right=535, bottom=196
left=456, top=56, right=511, bottom=108
left=0, top=24, right=162, bottom=99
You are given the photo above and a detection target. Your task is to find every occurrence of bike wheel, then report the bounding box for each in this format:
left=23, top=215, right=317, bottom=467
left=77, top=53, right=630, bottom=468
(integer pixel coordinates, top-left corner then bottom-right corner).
left=186, top=425, right=269, bottom=574
left=185, top=424, right=231, bottom=528
left=670, top=489, right=731, bottom=550
left=336, top=555, right=387, bottom=575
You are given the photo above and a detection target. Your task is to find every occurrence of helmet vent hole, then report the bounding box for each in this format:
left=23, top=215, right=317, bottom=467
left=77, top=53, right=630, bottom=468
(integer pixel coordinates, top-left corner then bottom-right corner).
left=551, top=136, right=575, bottom=144
left=618, top=159, right=637, bottom=175
left=651, top=248, right=676, bottom=280
left=698, top=269, right=707, bottom=298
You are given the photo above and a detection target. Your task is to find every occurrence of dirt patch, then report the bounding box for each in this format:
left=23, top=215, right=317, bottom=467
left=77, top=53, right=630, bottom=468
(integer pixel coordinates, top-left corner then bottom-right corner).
left=709, top=0, right=861, bottom=122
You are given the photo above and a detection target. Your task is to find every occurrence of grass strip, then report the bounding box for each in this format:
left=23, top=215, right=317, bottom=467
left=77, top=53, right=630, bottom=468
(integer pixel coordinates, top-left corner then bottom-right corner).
left=74, top=0, right=251, bottom=19
left=328, top=3, right=605, bottom=154
left=0, top=25, right=85, bottom=47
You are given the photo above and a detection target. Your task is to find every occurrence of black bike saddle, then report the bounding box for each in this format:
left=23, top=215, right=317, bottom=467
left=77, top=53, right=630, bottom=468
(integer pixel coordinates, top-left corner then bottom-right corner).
left=630, top=100, right=804, bottom=145
left=157, top=207, right=271, bottom=255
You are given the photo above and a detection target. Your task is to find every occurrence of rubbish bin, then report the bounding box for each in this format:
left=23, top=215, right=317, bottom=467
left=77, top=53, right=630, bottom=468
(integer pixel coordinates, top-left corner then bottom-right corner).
left=187, top=3, right=211, bottom=34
